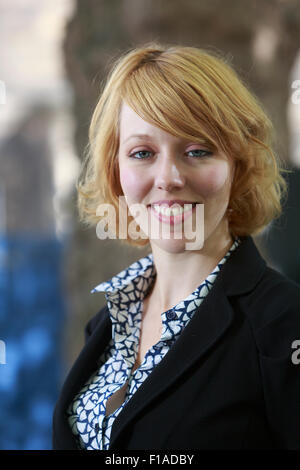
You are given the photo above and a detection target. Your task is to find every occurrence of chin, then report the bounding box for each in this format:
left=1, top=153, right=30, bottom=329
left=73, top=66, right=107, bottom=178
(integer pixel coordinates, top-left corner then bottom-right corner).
left=151, top=237, right=204, bottom=254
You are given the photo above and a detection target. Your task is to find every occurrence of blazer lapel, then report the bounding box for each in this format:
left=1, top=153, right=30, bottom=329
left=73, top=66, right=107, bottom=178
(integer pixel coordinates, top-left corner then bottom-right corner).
left=109, top=278, right=235, bottom=448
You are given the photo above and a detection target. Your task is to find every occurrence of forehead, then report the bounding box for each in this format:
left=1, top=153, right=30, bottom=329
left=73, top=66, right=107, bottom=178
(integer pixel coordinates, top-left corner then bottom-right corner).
left=119, top=102, right=185, bottom=144
left=119, top=103, right=156, bottom=136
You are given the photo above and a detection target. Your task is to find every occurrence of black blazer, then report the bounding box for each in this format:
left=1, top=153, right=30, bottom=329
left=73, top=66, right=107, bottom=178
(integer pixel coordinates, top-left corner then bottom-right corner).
left=52, top=236, right=300, bottom=450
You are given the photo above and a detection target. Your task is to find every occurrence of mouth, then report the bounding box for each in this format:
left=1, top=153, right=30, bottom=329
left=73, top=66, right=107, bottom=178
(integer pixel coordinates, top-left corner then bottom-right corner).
left=147, top=202, right=197, bottom=224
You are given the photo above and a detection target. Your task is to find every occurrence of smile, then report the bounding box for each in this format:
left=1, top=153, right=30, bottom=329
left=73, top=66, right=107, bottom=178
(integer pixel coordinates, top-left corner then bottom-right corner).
left=148, top=203, right=196, bottom=225
left=152, top=204, right=195, bottom=216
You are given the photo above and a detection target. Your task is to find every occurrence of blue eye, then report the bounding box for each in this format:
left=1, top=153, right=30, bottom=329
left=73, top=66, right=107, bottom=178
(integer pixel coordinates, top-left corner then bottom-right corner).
left=129, top=150, right=153, bottom=159
left=186, top=149, right=212, bottom=158
left=128, top=148, right=212, bottom=160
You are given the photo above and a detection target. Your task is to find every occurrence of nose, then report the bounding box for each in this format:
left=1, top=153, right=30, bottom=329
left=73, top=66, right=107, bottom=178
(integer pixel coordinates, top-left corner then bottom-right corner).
left=154, top=155, right=185, bottom=191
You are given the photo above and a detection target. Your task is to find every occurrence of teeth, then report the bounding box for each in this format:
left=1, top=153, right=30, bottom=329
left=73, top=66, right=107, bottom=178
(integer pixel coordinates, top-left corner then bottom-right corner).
left=152, top=204, right=194, bottom=216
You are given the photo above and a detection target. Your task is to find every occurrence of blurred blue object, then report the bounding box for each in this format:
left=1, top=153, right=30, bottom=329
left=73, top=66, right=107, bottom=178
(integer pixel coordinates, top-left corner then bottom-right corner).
left=0, top=235, right=66, bottom=450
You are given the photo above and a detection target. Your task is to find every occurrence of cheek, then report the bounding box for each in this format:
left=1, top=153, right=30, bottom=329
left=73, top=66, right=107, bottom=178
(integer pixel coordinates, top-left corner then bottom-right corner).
left=119, top=166, right=149, bottom=201
left=194, top=162, right=231, bottom=198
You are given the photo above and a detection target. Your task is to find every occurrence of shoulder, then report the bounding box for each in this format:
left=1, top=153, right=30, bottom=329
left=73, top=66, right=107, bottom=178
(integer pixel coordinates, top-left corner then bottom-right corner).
left=242, top=265, right=300, bottom=322
left=238, top=266, right=300, bottom=358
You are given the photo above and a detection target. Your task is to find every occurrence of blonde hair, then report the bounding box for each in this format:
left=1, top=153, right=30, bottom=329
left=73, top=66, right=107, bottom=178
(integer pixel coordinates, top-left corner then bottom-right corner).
left=78, top=42, right=289, bottom=247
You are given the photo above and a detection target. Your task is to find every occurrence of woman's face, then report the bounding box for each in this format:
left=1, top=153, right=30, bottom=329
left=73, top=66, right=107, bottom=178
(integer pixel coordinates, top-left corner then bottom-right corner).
left=118, top=102, right=234, bottom=253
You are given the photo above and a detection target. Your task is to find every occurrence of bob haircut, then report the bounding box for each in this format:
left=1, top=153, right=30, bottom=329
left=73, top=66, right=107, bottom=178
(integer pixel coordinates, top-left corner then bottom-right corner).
left=77, top=42, right=288, bottom=247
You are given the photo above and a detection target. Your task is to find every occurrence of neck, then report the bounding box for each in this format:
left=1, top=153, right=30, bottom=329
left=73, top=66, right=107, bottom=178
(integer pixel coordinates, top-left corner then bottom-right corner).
left=149, top=223, right=234, bottom=313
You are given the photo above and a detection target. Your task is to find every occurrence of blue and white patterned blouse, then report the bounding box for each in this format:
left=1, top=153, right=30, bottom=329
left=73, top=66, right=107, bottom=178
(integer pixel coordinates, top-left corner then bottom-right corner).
left=67, top=238, right=241, bottom=450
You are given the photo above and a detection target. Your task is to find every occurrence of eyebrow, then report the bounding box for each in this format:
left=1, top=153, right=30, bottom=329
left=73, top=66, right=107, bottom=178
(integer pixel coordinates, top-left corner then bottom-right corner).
left=121, top=133, right=214, bottom=148
left=122, top=134, right=154, bottom=144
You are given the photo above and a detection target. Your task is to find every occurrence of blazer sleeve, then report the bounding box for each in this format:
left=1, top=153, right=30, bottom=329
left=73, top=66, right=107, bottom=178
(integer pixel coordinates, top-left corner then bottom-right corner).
left=255, top=297, right=300, bottom=449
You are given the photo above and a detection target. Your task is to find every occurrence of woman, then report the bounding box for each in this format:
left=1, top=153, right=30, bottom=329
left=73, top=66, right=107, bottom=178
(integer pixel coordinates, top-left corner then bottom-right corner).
left=52, top=44, right=300, bottom=450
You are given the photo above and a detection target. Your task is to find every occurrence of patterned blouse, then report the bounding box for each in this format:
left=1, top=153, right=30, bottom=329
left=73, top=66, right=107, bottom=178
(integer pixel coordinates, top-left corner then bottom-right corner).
left=67, top=238, right=241, bottom=450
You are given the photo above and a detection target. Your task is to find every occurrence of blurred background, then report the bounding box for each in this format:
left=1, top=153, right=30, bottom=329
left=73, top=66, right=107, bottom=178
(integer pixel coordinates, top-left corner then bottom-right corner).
left=0, top=0, right=299, bottom=450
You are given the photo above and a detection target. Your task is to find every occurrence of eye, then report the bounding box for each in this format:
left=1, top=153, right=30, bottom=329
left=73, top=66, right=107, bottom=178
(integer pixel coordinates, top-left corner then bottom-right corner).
left=185, top=149, right=213, bottom=158
left=128, top=150, right=153, bottom=159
